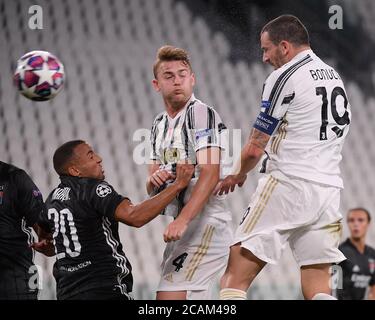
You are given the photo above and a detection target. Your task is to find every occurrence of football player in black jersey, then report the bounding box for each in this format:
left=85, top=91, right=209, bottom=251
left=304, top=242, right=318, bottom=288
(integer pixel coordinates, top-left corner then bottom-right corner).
left=337, top=208, right=375, bottom=300
left=41, top=140, right=194, bottom=300
left=0, top=161, right=53, bottom=300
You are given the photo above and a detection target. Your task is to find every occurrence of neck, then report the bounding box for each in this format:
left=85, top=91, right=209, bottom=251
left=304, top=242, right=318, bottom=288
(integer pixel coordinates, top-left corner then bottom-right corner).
left=286, top=45, right=311, bottom=63
left=294, top=45, right=311, bottom=55
left=164, top=96, right=191, bottom=118
left=350, top=237, right=366, bottom=253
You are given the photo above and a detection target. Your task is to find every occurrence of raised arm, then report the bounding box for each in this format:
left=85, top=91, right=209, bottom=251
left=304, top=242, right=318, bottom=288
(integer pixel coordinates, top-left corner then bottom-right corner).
left=214, top=128, right=271, bottom=195
left=116, top=164, right=194, bottom=228
left=163, top=147, right=220, bottom=242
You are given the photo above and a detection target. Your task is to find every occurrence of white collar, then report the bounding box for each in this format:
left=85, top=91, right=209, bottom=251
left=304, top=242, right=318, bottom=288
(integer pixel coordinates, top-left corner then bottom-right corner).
left=289, top=49, right=314, bottom=64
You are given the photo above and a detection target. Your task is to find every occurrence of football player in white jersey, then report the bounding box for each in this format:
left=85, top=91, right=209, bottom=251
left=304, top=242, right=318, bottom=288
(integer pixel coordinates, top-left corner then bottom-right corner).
left=147, top=46, right=233, bottom=300
left=216, top=15, right=351, bottom=300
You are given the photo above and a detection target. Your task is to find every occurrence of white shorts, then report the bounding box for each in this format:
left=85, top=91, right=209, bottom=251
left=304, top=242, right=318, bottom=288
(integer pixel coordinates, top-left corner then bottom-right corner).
left=157, top=215, right=233, bottom=298
left=234, top=172, right=346, bottom=267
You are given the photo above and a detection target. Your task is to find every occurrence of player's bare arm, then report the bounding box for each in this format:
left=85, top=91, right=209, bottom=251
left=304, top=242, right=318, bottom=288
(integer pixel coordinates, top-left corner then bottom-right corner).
left=214, top=128, right=270, bottom=195
left=117, top=164, right=194, bottom=227
left=163, top=147, right=220, bottom=242
left=30, top=223, right=55, bottom=257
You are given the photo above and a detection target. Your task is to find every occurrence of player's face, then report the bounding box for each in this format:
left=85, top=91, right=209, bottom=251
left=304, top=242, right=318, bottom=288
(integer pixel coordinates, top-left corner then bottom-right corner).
left=260, top=32, right=286, bottom=69
left=153, top=60, right=195, bottom=110
left=71, top=143, right=105, bottom=180
left=347, top=210, right=370, bottom=240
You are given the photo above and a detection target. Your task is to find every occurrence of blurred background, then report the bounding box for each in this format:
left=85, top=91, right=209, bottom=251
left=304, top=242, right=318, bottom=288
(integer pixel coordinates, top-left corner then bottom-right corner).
left=0, top=0, right=374, bottom=299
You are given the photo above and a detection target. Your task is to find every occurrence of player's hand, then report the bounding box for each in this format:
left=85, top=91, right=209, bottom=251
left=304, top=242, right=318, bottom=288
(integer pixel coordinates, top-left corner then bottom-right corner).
left=149, top=169, right=176, bottom=188
left=30, top=239, right=55, bottom=257
left=174, top=164, right=195, bottom=190
left=213, top=174, right=247, bottom=195
left=163, top=217, right=189, bottom=242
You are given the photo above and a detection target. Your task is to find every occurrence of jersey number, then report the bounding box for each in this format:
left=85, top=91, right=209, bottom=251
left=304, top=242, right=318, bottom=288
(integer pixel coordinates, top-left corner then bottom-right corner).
left=316, top=86, right=350, bottom=140
left=172, top=253, right=188, bottom=272
left=48, top=208, right=82, bottom=259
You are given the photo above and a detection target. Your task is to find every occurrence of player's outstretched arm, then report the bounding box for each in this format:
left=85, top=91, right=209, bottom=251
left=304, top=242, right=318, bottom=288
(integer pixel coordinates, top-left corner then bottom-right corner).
left=214, top=128, right=270, bottom=195
left=115, top=164, right=194, bottom=227
left=163, top=147, right=220, bottom=242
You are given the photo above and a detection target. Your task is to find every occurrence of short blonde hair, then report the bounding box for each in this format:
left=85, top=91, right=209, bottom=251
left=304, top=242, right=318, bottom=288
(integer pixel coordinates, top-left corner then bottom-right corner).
left=153, top=45, right=192, bottom=79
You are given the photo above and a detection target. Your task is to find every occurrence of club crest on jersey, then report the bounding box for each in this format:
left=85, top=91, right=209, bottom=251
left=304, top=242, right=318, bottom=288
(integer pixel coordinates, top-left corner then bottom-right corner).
left=369, top=259, right=375, bottom=274
left=0, top=185, right=4, bottom=205
left=96, top=184, right=112, bottom=198
left=163, top=148, right=180, bottom=164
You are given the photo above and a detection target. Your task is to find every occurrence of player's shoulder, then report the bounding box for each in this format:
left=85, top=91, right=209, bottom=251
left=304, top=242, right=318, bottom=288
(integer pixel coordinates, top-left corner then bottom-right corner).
left=152, top=111, right=166, bottom=124
left=3, top=163, right=35, bottom=188
left=366, top=245, right=375, bottom=257
left=339, top=239, right=352, bottom=252
left=265, top=51, right=314, bottom=86
left=189, top=97, right=218, bottom=116
left=82, top=178, right=116, bottom=199
left=0, top=161, right=26, bottom=178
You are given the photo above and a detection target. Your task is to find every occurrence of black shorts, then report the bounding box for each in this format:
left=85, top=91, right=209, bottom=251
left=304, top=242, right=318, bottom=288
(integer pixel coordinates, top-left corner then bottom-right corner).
left=62, top=287, right=133, bottom=300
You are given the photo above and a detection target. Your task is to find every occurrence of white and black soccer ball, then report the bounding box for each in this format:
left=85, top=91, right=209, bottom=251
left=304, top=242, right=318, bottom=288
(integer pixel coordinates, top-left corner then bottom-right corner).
left=13, top=50, right=65, bottom=101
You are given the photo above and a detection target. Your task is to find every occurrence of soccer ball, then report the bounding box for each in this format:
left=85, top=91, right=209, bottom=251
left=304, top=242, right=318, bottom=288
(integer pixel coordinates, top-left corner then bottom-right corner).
left=13, top=50, right=65, bottom=101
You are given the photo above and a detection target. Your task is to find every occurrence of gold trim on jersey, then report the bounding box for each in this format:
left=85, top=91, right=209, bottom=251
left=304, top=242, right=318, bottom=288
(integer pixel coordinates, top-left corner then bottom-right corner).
left=322, top=221, right=342, bottom=236
left=271, top=118, right=288, bottom=154
left=243, top=176, right=278, bottom=234
left=185, top=225, right=215, bottom=281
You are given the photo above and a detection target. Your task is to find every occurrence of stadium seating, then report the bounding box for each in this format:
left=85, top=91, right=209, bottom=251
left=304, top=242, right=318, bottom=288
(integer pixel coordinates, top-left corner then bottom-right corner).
left=0, top=0, right=374, bottom=299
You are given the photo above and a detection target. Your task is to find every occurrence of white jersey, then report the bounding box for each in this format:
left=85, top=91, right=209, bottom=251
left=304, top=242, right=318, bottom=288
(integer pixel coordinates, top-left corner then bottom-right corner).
left=150, top=94, right=231, bottom=221
left=257, top=49, right=351, bottom=188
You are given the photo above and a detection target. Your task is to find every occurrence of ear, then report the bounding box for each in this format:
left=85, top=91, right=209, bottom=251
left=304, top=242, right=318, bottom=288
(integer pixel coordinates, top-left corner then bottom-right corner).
left=152, top=79, right=160, bottom=92
left=279, top=40, right=290, bottom=55
left=191, top=72, right=196, bottom=86
left=67, top=165, right=80, bottom=177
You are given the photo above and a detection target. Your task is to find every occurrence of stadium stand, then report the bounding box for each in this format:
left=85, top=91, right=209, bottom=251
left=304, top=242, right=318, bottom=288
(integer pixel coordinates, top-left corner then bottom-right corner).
left=0, top=0, right=374, bottom=299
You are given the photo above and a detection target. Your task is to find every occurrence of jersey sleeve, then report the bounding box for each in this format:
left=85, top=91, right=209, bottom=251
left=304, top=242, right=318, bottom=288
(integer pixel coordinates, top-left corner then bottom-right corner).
left=14, top=169, right=45, bottom=227
left=253, top=70, right=295, bottom=136
left=150, top=113, right=164, bottom=162
left=187, top=103, right=227, bottom=153
left=85, top=180, right=128, bottom=220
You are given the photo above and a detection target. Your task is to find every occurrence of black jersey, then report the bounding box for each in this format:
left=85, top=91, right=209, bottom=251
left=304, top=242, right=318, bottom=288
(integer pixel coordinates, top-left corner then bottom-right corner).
left=0, top=161, right=45, bottom=299
left=337, top=238, right=375, bottom=300
left=44, top=176, right=133, bottom=300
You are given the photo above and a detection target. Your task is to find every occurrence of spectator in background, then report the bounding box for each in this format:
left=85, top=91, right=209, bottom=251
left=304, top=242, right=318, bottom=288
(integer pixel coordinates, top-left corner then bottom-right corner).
left=337, top=208, right=375, bottom=300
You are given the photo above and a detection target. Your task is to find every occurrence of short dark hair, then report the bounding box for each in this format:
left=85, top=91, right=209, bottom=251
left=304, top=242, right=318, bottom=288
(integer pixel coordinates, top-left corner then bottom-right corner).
left=348, top=207, right=372, bottom=222
left=261, top=15, right=310, bottom=46
left=53, top=140, right=85, bottom=176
